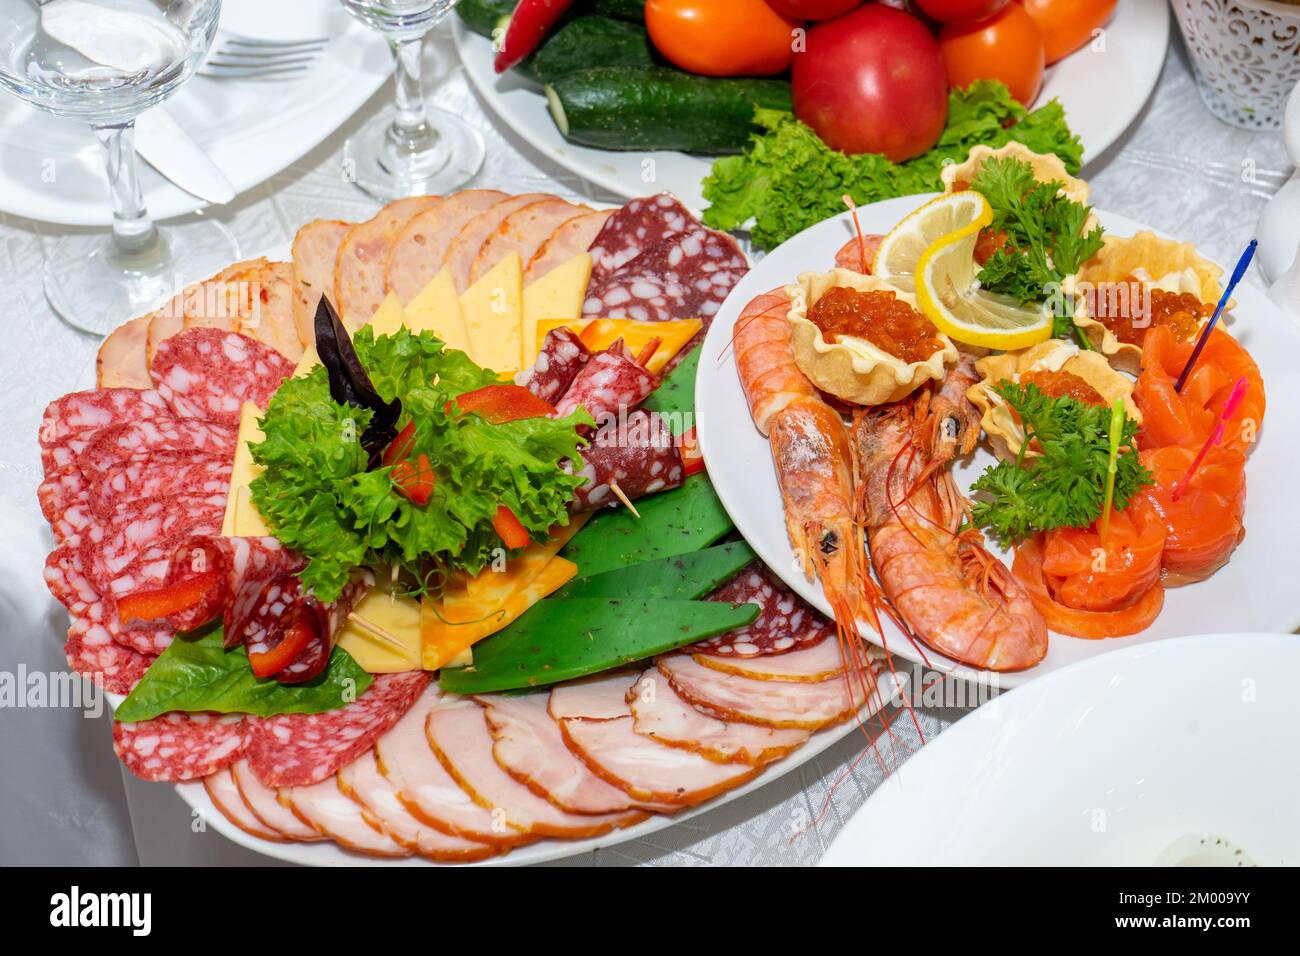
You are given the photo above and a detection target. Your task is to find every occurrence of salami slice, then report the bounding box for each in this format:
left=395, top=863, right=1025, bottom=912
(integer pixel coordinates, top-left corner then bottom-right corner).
left=76, top=417, right=236, bottom=476
left=113, top=712, right=251, bottom=782
left=692, top=563, right=836, bottom=657
left=514, top=326, right=590, bottom=405
left=39, top=388, right=172, bottom=473
left=241, top=570, right=372, bottom=685
left=246, top=672, right=429, bottom=788
left=525, top=209, right=613, bottom=284
left=149, top=329, right=294, bottom=425
left=569, top=409, right=684, bottom=511
left=587, top=194, right=694, bottom=278
left=583, top=225, right=748, bottom=323
left=91, top=451, right=230, bottom=518
left=48, top=548, right=173, bottom=656
left=44, top=546, right=99, bottom=616
left=37, top=469, right=89, bottom=526
left=64, top=615, right=155, bottom=695
left=553, top=342, right=656, bottom=427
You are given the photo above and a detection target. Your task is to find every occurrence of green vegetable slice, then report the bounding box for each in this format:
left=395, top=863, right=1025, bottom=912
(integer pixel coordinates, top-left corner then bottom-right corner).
left=552, top=540, right=755, bottom=601
left=640, top=345, right=699, bottom=434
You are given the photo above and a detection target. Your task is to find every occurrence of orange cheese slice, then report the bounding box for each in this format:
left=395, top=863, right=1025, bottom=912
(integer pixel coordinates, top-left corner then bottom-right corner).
left=535, top=318, right=702, bottom=375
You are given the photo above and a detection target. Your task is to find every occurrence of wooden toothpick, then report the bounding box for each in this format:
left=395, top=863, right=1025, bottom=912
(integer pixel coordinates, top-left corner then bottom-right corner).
left=608, top=480, right=641, bottom=518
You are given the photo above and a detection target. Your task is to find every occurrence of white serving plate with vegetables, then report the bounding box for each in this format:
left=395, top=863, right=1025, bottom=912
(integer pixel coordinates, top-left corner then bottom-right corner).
left=453, top=0, right=1169, bottom=216
left=695, top=196, right=1300, bottom=687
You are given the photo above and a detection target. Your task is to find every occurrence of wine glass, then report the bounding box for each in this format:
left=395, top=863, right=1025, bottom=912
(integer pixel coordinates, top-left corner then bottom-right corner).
left=0, top=0, right=236, bottom=336
left=338, top=0, right=484, bottom=200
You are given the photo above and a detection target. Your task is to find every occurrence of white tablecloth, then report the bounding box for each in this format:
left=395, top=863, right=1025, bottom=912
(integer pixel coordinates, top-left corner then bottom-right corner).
left=0, top=23, right=1291, bottom=867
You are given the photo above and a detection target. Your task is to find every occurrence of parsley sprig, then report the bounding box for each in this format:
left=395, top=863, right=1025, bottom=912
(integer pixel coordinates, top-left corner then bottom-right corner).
left=970, top=381, right=1151, bottom=544
left=970, top=157, right=1105, bottom=338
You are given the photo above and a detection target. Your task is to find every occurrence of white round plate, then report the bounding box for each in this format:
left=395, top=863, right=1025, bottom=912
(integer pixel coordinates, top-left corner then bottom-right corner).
left=820, top=632, right=1300, bottom=866
left=453, top=0, right=1170, bottom=212
left=0, top=3, right=388, bottom=226
left=695, top=196, right=1300, bottom=687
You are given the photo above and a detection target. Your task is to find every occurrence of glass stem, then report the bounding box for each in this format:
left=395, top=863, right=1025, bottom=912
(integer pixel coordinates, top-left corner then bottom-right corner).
left=388, top=35, right=434, bottom=150
left=94, top=121, right=157, bottom=256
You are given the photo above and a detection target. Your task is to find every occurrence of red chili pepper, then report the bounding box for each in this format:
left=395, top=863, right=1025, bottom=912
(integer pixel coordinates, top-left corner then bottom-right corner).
left=248, top=612, right=318, bottom=678
left=116, top=570, right=222, bottom=624
left=392, top=453, right=435, bottom=505
left=449, top=384, right=556, bottom=423
left=493, top=504, right=531, bottom=549
left=678, top=426, right=706, bottom=477
left=494, top=0, right=576, bottom=73
left=382, top=420, right=416, bottom=467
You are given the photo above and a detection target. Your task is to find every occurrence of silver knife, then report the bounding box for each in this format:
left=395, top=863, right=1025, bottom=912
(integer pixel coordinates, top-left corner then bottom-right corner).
left=135, top=107, right=236, bottom=206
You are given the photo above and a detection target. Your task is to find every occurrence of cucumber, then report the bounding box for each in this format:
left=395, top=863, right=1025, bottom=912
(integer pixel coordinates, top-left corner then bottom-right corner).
left=578, top=0, right=645, bottom=21
left=455, top=0, right=514, bottom=39
left=546, top=67, right=793, bottom=155
left=551, top=540, right=755, bottom=601
left=641, top=345, right=700, bottom=434
left=527, top=17, right=655, bottom=85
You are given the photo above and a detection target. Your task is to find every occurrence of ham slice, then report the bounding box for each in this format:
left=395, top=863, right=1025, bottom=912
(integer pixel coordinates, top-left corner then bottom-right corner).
left=338, top=750, right=499, bottom=863
left=548, top=671, right=643, bottom=720
left=657, top=651, right=891, bottom=730
left=97, top=315, right=151, bottom=388
left=551, top=672, right=760, bottom=807
left=525, top=209, right=613, bottom=284
left=292, top=219, right=349, bottom=340
left=692, top=634, right=845, bottom=683
left=441, top=193, right=554, bottom=293
left=627, top=670, right=809, bottom=765
left=426, top=694, right=646, bottom=837
left=230, top=758, right=323, bottom=841
left=334, top=197, right=442, bottom=328
left=374, top=686, right=532, bottom=847
left=280, top=772, right=410, bottom=857
left=384, top=189, right=508, bottom=303
left=203, top=766, right=287, bottom=843
left=469, top=198, right=588, bottom=286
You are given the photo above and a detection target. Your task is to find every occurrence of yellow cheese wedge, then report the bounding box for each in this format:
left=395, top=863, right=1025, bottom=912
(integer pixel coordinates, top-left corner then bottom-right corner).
left=406, top=268, right=472, bottom=355
left=231, top=485, right=271, bottom=537
left=522, top=253, right=591, bottom=365
left=292, top=342, right=320, bottom=378
left=460, top=252, right=523, bottom=373
left=221, top=402, right=266, bottom=537
left=336, top=585, right=423, bottom=673
left=367, top=291, right=407, bottom=337
left=535, top=317, right=702, bottom=375
left=421, top=556, right=577, bottom=671
left=446, top=514, right=589, bottom=613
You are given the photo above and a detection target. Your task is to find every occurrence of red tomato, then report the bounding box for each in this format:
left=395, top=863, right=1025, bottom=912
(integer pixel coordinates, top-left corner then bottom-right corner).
left=1018, top=0, right=1117, bottom=65
left=645, top=0, right=800, bottom=77
left=791, top=4, right=948, bottom=161
left=938, top=3, right=1045, bottom=105
left=765, top=0, right=861, bottom=19
left=915, top=0, right=1009, bottom=23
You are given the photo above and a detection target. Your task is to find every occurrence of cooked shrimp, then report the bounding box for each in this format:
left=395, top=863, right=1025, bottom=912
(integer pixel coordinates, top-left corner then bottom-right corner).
left=852, top=368, right=1048, bottom=671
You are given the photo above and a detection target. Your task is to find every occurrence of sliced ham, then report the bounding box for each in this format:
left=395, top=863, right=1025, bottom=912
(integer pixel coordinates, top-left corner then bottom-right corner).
left=548, top=671, right=643, bottom=720
left=384, top=189, right=509, bottom=303
left=96, top=315, right=151, bottom=388
left=478, top=691, right=664, bottom=816
left=374, top=686, right=532, bottom=847
left=203, top=766, right=287, bottom=842
left=525, top=209, right=613, bottom=284
left=426, top=694, right=646, bottom=838
left=551, top=672, right=760, bottom=807
left=657, top=651, right=890, bottom=730
left=230, top=758, right=323, bottom=841
left=338, top=750, right=499, bottom=863
left=292, top=219, right=350, bottom=341
left=693, top=634, right=845, bottom=683
left=469, top=198, right=588, bottom=286
left=145, top=259, right=265, bottom=364
left=280, top=773, right=410, bottom=857
left=441, top=193, right=554, bottom=293
left=334, top=197, right=442, bottom=329
left=234, top=260, right=303, bottom=362
left=627, top=670, right=809, bottom=766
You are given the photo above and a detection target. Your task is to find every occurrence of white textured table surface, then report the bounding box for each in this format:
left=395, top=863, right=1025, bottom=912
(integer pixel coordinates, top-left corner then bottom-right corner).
left=0, top=24, right=1291, bottom=867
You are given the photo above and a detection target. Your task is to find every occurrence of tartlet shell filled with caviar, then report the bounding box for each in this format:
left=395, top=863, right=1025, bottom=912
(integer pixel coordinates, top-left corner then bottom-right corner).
left=787, top=268, right=957, bottom=406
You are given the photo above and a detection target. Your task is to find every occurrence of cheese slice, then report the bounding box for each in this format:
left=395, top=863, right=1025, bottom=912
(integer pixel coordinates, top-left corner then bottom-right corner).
left=421, top=556, right=577, bottom=671
left=231, top=484, right=271, bottom=537
left=336, top=585, right=423, bottom=673
left=522, top=253, right=591, bottom=365
left=367, top=291, right=407, bottom=337
left=445, top=514, right=589, bottom=613
left=460, top=251, right=523, bottom=373
left=535, top=317, right=702, bottom=374
left=406, top=268, right=472, bottom=355
left=292, top=342, right=320, bottom=378
left=221, top=402, right=267, bottom=537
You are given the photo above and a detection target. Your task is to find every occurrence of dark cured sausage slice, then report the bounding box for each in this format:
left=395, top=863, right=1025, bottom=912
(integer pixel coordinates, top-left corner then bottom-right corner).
left=691, top=563, right=836, bottom=658
left=569, top=409, right=684, bottom=511
left=514, top=326, right=590, bottom=406
left=240, top=571, right=372, bottom=684
left=113, top=712, right=251, bottom=782
left=586, top=193, right=694, bottom=278
left=149, top=328, right=294, bottom=425
left=553, top=341, right=656, bottom=427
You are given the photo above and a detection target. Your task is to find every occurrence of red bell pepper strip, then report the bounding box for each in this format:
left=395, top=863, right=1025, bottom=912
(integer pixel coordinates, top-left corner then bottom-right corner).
left=494, top=0, right=575, bottom=73
left=678, top=426, right=706, bottom=477
left=493, top=504, right=531, bottom=549
left=248, top=612, right=318, bottom=678
left=382, top=420, right=416, bottom=467
left=449, top=384, right=556, bottom=423
left=392, top=453, right=435, bottom=505
left=116, top=570, right=222, bottom=624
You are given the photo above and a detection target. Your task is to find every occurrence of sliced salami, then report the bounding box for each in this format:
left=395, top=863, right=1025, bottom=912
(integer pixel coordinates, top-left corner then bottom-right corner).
left=514, top=326, right=590, bottom=406
left=241, top=571, right=372, bottom=685
left=64, top=615, right=155, bottom=695
left=113, top=712, right=251, bottom=782
left=39, top=387, right=170, bottom=451
left=44, top=546, right=99, bottom=615
left=91, top=451, right=230, bottom=518
left=246, top=672, right=428, bottom=788
left=587, top=194, right=694, bottom=278
left=692, top=563, right=836, bottom=657
left=37, top=469, right=89, bottom=527
left=570, top=409, right=684, bottom=511
left=553, top=341, right=657, bottom=426
left=525, top=209, right=613, bottom=284
left=76, top=417, right=236, bottom=476
left=149, top=329, right=294, bottom=425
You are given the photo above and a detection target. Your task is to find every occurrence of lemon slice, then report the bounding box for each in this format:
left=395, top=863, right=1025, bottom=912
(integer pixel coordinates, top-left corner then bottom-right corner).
left=873, top=192, right=993, bottom=294
left=915, top=222, right=1054, bottom=351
